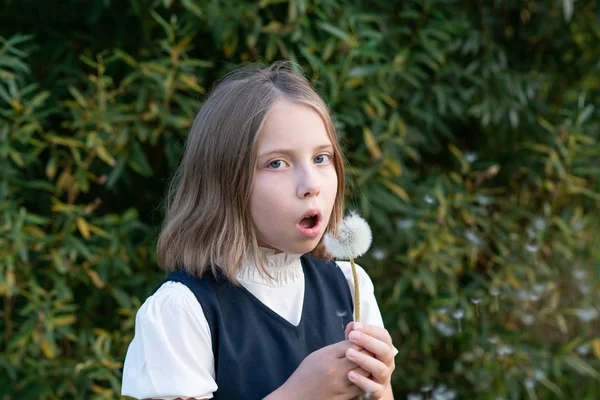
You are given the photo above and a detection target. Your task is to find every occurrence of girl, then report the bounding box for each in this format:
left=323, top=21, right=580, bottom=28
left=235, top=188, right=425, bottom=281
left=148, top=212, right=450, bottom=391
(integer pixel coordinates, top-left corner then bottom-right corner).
left=121, top=62, right=397, bottom=400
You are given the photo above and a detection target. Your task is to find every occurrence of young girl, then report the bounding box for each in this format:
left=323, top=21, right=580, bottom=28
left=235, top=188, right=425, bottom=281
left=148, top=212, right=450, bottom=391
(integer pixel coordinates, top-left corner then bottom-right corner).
left=121, top=62, right=397, bottom=400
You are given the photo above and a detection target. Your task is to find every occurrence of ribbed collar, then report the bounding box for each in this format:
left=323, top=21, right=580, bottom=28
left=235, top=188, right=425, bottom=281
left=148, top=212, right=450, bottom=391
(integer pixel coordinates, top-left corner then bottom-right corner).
left=236, top=247, right=303, bottom=287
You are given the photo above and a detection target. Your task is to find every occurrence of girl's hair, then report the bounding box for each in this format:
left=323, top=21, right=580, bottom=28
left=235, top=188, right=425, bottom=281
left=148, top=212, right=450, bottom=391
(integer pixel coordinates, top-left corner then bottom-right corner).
left=157, top=62, right=346, bottom=283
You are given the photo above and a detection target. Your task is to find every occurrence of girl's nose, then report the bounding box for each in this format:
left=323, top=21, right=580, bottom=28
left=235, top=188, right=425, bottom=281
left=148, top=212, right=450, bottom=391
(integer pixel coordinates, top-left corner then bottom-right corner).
left=297, top=168, right=321, bottom=198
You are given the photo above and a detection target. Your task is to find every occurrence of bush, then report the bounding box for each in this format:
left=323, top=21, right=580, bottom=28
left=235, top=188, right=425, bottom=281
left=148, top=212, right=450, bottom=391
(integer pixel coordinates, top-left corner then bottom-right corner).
left=1, top=0, right=599, bottom=398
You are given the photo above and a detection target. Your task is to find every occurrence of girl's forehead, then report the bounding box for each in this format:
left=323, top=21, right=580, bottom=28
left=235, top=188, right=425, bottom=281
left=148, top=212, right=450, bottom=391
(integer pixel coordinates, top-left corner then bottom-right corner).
left=257, top=100, right=332, bottom=152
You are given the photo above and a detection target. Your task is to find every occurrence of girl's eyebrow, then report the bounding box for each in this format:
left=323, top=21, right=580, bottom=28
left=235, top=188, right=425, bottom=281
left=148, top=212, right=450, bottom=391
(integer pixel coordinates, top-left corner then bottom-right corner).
left=258, top=144, right=334, bottom=158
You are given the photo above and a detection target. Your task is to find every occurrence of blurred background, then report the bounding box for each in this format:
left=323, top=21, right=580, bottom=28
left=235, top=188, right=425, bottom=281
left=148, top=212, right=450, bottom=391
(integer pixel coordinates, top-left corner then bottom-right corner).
left=1, top=0, right=600, bottom=398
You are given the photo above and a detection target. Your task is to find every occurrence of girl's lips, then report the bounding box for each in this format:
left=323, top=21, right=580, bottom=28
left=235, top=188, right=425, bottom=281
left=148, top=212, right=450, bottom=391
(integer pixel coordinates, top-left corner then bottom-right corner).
left=296, top=218, right=322, bottom=238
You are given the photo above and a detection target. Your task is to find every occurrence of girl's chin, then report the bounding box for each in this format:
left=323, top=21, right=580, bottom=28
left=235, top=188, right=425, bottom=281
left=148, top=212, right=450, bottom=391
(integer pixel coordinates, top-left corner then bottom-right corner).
left=259, top=240, right=320, bottom=255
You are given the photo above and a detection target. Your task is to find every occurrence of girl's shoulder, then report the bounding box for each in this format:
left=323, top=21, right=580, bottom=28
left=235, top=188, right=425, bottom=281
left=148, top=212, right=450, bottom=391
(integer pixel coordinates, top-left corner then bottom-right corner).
left=122, top=281, right=217, bottom=398
left=136, top=281, right=210, bottom=329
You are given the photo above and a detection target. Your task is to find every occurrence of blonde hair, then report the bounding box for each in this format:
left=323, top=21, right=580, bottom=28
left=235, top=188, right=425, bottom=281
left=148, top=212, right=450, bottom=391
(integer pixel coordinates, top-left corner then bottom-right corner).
left=157, top=62, right=346, bottom=283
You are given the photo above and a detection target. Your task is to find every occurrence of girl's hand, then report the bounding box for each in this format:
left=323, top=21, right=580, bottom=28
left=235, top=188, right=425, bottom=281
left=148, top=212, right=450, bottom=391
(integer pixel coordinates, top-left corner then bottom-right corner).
left=268, top=340, right=372, bottom=400
left=344, top=322, right=395, bottom=399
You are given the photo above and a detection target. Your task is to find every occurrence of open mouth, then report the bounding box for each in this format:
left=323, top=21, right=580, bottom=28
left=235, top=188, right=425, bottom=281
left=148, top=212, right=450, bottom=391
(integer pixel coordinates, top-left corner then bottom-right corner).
left=297, top=210, right=322, bottom=238
left=299, top=214, right=319, bottom=229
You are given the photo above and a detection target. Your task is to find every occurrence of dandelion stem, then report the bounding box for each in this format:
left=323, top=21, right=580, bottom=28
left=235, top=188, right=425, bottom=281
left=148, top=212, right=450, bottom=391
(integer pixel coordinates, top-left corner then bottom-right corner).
left=350, top=258, right=360, bottom=322
left=350, top=258, right=364, bottom=400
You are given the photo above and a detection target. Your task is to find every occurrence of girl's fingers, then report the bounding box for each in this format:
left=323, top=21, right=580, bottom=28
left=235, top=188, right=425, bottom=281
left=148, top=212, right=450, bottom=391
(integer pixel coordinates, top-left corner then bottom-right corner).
left=352, top=323, right=393, bottom=347
left=347, top=369, right=385, bottom=398
left=345, top=322, right=354, bottom=340
left=348, top=330, right=394, bottom=366
left=345, top=347, right=389, bottom=383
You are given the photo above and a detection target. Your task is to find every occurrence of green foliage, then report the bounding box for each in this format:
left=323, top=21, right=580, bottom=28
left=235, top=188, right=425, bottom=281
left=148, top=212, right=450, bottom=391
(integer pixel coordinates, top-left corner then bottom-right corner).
left=1, top=0, right=600, bottom=398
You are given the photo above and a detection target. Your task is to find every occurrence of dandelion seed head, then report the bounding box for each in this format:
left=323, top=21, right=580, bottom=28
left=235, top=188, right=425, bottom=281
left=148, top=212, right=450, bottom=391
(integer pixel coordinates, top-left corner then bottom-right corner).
left=487, top=336, right=499, bottom=345
left=576, top=344, right=590, bottom=356
left=521, top=314, right=536, bottom=325
left=396, top=218, right=414, bottom=230
left=572, top=220, right=584, bottom=231
left=424, top=194, right=436, bottom=205
left=497, top=345, right=514, bottom=356
left=464, top=230, right=483, bottom=246
left=575, top=307, right=598, bottom=323
left=420, top=384, right=433, bottom=392
left=465, top=152, right=478, bottom=163
left=533, top=369, right=546, bottom=381
left=324, top=211, right=372, bottom=259
left=372, top=248, right=387, bottom=260
left=525, top=242, right=540, bottom=253
left=433, top=384, right=448, bottom=394
left=435, top=321, right=456, bottom=337
left=533, top=283, right=546, bottom=294
left=525, top=379, right=535, bottom=390
left=573, top=269, right=587, bottom=280
left=452, top=308, right=465, bottom=320
left=578, top=283, right=591, bottom=294
left=533, top=217, right=547, bottom=231
left=476, top=194, right=493, bottom=205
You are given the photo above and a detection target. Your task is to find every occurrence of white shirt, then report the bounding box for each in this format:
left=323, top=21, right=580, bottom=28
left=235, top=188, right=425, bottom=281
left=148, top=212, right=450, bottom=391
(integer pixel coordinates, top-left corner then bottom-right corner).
left=121, top=248, right=396, bottom=400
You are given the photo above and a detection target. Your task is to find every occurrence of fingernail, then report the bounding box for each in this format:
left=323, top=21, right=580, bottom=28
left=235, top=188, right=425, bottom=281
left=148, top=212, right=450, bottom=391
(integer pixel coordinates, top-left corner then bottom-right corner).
left=346, top=348, right=357, bottom=358
left=348, top=371, right=357, bottom=381
left=354, top=322, right=363, bottom=330
left=349, top=331, right=361, bottom=341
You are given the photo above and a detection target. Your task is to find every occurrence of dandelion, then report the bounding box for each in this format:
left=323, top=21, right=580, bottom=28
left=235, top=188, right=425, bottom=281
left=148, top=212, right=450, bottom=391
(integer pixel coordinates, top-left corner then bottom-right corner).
left=573, top=269, right=587, bottom=280
left=435, top=321, right=456, bottom=337
left=324, top=212, right=372, bottom=323
left=396, top=218, right=414, bottom=230
left=437, top=307, right=449, bottom=315
left=576, top=344, right=590, bottom=356
left=571, top=220, right=584, bottom=231
left=533, top=283, right=546, bottom=294
left=371, top=248, right=387, bottom=260
left=525, top=241, right=540, bottom=253
left=533, top=217, right=547, bottom=231
left=497, top=344, right=514, bottom=356
left=465, top=152, right=478, bottom=163
left=464, top=230, right=483, bottom=246
left=575, top=307, right=598, bottom=323
left=521, top=314, right=536, bottom=325
left=578, top=283, right=591, bottom=295
left=325, top=213, right=372, bottom=400
left=524, top=379, right=535, bottom=390
left=533, top=369, right=546, bottom=381
left=476, top=194, right=492, bottom=206
left=487, top=336, right=499, bottom=345
left=470, top=297, right=481, bottom=318
left=490, top=287, right=501, bottom=311
left=336, top=310, right=347, bottom=330
left=452, top=308, right=465, bottom=333
left=420, top=384, right=433, bottom=393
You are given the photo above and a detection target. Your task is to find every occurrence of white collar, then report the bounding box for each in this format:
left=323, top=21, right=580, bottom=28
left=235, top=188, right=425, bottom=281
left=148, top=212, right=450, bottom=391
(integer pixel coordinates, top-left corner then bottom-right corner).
left=236, top=247, right=303, bottom=287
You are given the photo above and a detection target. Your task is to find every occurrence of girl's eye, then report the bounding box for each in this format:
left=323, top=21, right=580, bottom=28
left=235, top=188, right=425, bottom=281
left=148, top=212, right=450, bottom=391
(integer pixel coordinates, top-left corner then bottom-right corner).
left=314, top=154, right=331, bottom=164
left=267, top=160, right=287, bottom=170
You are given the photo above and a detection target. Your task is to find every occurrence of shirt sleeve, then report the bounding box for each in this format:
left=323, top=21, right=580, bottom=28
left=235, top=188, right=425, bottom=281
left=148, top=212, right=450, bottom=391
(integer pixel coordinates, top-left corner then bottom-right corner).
left=121, top=281, right=218, bottom=399
left=335, top=261, right=399, bottom=356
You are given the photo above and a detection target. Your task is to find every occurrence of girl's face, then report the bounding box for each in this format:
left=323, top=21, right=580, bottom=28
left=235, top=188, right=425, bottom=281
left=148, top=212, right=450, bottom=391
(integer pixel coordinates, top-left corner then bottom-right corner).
left=250, top=99, right=338, bottom=255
